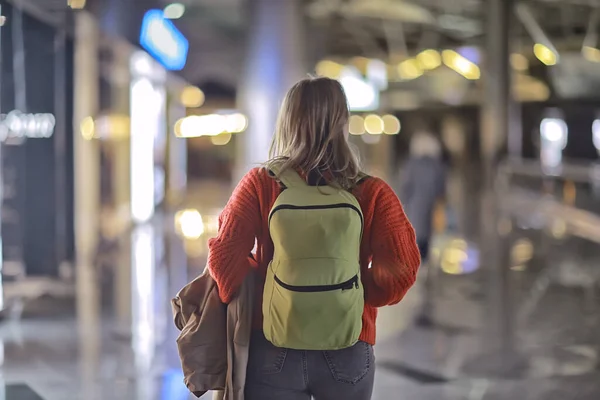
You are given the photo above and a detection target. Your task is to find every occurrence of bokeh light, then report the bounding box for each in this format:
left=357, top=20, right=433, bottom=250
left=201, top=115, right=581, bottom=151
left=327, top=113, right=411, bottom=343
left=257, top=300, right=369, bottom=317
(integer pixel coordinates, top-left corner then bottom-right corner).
left=364, top=115, right=384, bottom=134
left=382, top=115, right=401, bottom=135
left=80, top=116, right=95, bottom=140
left=174, top=209, right=204, bottom=240
left=417, top=49, right=442, bottom=70
left=348, top=115, right=365, bottom=135
left=534, top=43, right=558, bottom=66
left=397, top=59, right=423, bottom=80
left=164, top=3, right=185, bottom=19
left=210, top=132, right=232, bottom=146
left=180, top=86, right=205, bottom=108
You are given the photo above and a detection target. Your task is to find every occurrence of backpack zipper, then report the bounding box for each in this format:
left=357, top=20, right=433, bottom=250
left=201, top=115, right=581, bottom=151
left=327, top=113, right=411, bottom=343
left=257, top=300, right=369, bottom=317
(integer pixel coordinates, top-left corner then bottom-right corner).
left=269, top=203, right=364, bottom=236
left=274, top=274, right=359, bottom=293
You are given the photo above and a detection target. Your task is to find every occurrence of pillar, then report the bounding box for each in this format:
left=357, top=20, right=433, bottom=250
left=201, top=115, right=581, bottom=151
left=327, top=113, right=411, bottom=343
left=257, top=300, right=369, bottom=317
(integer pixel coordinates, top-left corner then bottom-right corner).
left=112, top=41, right=132, bottom=221
left=74, top=12, right=101, bottom=270
left=479, top=0, right=517, bottom=369
left=236, top=0, right=307, bottom=181
left=73, top=10, right=101, bottom=394
left=54, top=30, right=69, bottom=277
left=481, top=0, right=512, bottom=183
left=369, top=135, right=393, bottom=181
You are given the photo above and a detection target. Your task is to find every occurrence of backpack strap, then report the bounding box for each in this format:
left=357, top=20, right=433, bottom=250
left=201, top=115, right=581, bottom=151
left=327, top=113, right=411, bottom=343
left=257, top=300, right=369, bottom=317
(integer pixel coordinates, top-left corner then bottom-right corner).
left=357, top=172, right=370, bottom=185
left=268, top=165, right=307, bottom=189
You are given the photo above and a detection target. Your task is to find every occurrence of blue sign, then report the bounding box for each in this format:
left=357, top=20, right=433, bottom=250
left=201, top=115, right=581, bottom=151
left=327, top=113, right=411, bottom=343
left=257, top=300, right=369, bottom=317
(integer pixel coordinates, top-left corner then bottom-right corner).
left=140, top=9, right=189, bottom=71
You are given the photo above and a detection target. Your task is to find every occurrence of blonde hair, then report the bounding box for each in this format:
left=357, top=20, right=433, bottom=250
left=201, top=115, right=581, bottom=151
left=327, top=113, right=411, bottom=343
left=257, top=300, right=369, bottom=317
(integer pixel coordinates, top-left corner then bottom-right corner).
left=266, top=77, right=362, bottom=190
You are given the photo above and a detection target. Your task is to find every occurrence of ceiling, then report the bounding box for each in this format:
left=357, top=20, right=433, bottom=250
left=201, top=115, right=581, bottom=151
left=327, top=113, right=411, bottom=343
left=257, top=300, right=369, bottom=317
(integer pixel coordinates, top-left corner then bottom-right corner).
left=7, top=0, right=600, bottom=105
left=168, top=0, right=600, bottom=104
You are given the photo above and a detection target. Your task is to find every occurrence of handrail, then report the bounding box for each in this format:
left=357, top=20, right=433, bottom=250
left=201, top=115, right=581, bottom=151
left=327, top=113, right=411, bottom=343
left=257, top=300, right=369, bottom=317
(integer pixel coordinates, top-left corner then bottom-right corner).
left=499, top=188, right=600, bottom=244
left=497, top=159, right=600, bottom=185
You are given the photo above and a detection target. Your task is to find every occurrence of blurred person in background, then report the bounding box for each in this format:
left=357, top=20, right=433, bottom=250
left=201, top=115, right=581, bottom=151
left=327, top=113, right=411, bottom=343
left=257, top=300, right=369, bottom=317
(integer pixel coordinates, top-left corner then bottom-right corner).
left=207, top=77, right=420, bottom=400
left=400, top=131, right=447, bottom=262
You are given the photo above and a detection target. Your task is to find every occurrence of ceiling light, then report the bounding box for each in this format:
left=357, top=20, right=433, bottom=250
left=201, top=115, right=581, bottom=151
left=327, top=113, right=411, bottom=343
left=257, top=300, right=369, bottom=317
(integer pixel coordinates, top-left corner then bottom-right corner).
left=68, top=0, right=86, bottom=9
left=180, top=86, right=205, bottom=108
left=382, top=115, right=401, bottom=134
left=80, top=116, right=95, bottom=140
left=316, top=60, right=344, bottom=79
left=364, top=115, right=383, bottom=134
left=164, top=3, right=185, bottom=19
left=533, top=43, right=558, bottom=66
left=397, top=59, right=423, bottom=80
left=510, top=53, right=529, bottom=71
left=211, top=133, right=232, bottom=146
left=583, top=46, right=600, bottom=63
left=442, top=50, right=480, bottom=80
left=348, top=115, right=365, bottom=135
left=416, top=49, right=442, bottom=70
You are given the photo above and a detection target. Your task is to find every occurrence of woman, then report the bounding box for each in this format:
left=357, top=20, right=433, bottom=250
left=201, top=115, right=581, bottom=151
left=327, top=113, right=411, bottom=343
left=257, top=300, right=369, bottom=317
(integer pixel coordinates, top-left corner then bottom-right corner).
left=400, top=132, right=446, bottom=261
left=207, top=77, right=420, bottom=400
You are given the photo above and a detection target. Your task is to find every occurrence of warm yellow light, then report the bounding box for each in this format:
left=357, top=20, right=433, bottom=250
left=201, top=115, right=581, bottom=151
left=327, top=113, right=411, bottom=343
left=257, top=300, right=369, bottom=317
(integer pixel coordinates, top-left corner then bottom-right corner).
left=68, top=0, right=86, bottom=9
left=397, top=59, right=423, bottom=80
left=442, top=50, right=480, bottom=80
left=175, top=209, right=204, bottom=240
left=180, top=86, right=205, bottom=108
left=164, top=3, right=185, bottom=19
left=533, top=43, right=558, bottom=66
left=80, top=116, right=95, bottom=140
left=511, top=238, right=534, bottom=264
left=440, top=248, right=468, bottom=275
left=364, top=115, right=383, bottom=134
left=350, top=57, right=370, bottom=74
left=174, top=118, right=184, bottom=136
left=416, top=49, right=442, bottom=70
left=348, top=115, right=365, bottom=135
left=510, top=53, right=529, bottom=71
left=582, top=46, right=600, bottom=63
left=225, top=113, right=248, bottom=133
left=316, top=60, right=344, bottom=79
left=382, top=115, right=401, bottom=134
left=94, top=114, right=130, bottom=140
left=176, top=113, right=246, bottom=138
left=211, top=133, right=232, bottom=146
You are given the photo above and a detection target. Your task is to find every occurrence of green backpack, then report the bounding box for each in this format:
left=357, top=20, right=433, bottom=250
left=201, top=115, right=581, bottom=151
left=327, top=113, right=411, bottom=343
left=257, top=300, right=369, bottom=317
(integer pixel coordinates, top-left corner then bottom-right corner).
left=263, top=166, right=365, bottom=350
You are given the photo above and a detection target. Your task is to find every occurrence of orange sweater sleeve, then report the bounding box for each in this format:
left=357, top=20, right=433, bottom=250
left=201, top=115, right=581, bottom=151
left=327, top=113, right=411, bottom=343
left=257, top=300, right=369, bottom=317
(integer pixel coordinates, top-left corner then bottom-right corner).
left=207, top=169, right=262, bottom=304
left=361, top=178, right=420, bottom=307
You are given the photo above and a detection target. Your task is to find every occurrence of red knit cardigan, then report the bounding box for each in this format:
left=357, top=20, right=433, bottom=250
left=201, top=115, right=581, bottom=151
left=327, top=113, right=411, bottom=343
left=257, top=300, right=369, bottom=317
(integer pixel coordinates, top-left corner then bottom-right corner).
left=207, top=167, right=421, bottom=345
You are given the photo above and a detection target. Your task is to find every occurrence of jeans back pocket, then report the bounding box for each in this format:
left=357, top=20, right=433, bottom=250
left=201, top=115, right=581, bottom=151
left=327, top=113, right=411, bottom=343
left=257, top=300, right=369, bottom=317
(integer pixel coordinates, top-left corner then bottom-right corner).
left=323, top=341, right=373, bottom=384
left=248, top=333, right=288, bottom=375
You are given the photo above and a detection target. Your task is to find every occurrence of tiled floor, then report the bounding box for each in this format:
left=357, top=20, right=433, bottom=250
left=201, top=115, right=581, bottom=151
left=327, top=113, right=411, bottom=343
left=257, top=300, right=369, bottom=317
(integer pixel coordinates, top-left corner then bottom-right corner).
left=3, top=181, right=600, bottom=399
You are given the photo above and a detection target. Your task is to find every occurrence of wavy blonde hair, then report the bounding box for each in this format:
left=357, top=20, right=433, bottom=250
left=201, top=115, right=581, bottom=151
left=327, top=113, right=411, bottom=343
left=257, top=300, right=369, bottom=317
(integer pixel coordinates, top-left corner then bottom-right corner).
left=266, top=77, right=362, bottom=190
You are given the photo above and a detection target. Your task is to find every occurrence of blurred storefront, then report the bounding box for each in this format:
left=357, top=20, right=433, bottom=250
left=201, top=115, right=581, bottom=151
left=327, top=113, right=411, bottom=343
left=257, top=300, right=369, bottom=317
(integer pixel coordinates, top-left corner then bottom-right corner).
left=74, top=10, right=190, bottom=258
left=0, top=1, right=75, bottom=279
left=72, top=9, right=191, bottom=342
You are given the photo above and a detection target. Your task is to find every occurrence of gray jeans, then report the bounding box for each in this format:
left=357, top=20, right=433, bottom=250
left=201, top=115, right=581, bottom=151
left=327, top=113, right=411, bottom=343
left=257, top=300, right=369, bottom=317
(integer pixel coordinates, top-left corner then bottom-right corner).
left=245, top=332, right=375, bottom=400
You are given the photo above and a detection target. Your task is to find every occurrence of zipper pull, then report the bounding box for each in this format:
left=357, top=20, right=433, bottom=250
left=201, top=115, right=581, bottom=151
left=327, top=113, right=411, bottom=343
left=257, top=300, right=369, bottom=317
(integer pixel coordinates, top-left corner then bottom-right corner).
left=354, top=276, right=359, bottom=289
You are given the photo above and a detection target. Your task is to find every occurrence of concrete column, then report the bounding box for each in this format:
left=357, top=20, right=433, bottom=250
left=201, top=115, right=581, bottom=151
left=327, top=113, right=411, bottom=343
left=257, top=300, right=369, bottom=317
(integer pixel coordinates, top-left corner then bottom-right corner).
left=54, top=30, right=69, bottom=277
left=236, top=0, right=307, bottom=181
left=111, top=41, right=131, bottom=221
left=481, top=0, right=512, bottom=183
left=369, top=135, right=393, bottom=181
left=478, top=0, right=519, bottom=372
left=73, top=11, right=101, bottom=395
left=74, top=12, right=101, bottom=269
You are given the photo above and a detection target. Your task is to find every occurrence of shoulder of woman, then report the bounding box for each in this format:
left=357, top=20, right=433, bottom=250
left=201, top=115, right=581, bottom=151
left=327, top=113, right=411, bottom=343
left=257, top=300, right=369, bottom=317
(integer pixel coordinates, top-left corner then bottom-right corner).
left=238, top=167, right=280, bottom=193
left=355, top=175, right=395, bottom=198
